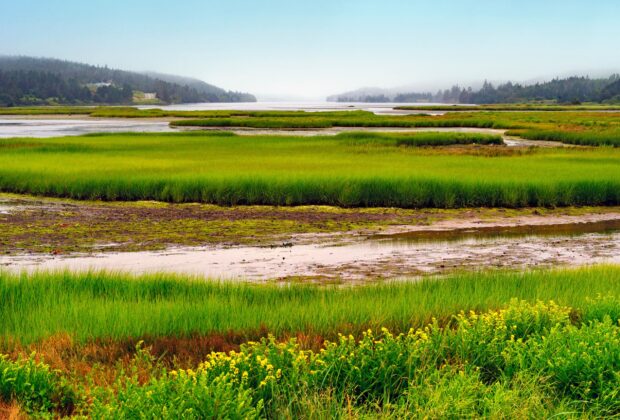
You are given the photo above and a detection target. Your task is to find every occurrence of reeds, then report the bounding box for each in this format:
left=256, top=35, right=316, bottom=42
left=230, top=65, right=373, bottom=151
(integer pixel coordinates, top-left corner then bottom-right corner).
left=515, top=129, right=620, bottom=146
left=2, top=266, right=620, bottom=345
left=1, top=132, right=620, bottom=207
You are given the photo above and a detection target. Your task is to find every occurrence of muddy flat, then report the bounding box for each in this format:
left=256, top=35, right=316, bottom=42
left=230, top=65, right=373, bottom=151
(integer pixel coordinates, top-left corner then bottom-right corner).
left=2, top=194, right=620, bottom=282
left=0, top=117, right=176, bottom=138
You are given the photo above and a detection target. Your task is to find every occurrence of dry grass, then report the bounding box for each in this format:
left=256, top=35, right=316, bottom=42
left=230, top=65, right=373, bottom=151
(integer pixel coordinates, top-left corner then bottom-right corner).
left=0, top=402, right=25, bottom=420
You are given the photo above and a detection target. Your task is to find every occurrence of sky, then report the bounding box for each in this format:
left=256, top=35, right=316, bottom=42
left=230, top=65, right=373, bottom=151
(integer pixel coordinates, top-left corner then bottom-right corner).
left=1, top=0, right=620, bottom=99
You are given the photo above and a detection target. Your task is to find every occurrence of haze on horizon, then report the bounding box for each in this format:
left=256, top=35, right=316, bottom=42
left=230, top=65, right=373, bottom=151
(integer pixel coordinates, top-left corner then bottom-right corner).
left=1, top=0, right=619, bottom=100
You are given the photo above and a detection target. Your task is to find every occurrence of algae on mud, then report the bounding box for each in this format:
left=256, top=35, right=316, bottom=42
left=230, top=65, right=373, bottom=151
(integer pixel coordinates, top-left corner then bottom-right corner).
left=0, top=193, right=452, bottom=254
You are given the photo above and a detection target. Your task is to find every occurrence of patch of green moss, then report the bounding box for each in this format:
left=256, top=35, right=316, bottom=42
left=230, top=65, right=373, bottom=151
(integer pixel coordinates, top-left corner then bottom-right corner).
left=2, top=193, right=620, bottom=255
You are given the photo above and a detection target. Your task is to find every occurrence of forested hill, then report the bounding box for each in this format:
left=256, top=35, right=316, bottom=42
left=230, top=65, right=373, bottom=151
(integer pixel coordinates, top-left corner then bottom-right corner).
left=329, top=75, right=620, bottom=104
left=142, top=72, right=228, bottom=97
left=0, top=56, right=256, bottom=106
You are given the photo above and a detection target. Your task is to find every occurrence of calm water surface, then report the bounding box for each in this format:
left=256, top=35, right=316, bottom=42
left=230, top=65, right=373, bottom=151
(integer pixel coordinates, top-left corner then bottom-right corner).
left=0, top=118, right=174, bottom=138
left=0, top=102, right=447, bottom=138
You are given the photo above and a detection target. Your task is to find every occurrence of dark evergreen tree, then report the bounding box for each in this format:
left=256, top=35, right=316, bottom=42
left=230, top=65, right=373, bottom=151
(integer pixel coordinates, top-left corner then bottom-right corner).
left=0, top=56, right=256, bottom=105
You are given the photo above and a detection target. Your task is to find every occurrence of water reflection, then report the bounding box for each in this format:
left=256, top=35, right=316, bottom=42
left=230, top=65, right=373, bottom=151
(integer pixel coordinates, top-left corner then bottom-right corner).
left=0, top=118, right=174, bottom=138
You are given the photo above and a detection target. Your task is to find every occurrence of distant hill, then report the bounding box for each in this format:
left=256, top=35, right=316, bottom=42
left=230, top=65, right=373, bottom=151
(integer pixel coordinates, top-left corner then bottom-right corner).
left=142, top=71, right=255, bottom=102
left=601, top=79, right=620, bottom=102
left=326, top=87, right=395, bottom=103
left=142, top=71, right=223, bottom=95
left=328, top=75, right=620, bottom=104
left=0, top=56, right=256, bottom=106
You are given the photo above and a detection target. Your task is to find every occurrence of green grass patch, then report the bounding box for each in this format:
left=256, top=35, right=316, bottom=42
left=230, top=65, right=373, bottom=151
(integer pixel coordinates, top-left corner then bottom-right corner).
left=3, top=106, right=620, bottom=147
left=2, top=132, right=620, bottom=207
left=169, top=109, right=620, bottom=147
left=92, top=300, right=620, bottom=418
left=2, top=266, right=620, bottom=345
left=3, top=294, right=620, bottom=417
left=334, top=131, right=503, bottom=146
left=512, top=129, right=620, bottom=147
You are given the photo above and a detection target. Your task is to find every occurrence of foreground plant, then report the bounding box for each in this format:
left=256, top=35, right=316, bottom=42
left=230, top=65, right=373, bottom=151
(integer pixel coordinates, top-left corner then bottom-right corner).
left=0, top=353, right=76, bottom=416
left=60, top=300, right=620, bottom=417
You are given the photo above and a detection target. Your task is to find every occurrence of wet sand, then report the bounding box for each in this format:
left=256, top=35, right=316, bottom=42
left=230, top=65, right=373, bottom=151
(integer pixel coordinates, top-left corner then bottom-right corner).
left=3, top=200, right=620, bottom=282
left=0, top=117, right=176, bottom=138
left=3, top=225, right=620, bottom=283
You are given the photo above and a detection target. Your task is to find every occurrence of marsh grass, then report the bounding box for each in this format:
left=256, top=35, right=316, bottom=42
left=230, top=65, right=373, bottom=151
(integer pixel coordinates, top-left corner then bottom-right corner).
left=2, top=294, right=619, bottom=418
left=513, top=129, right=620, bottom=147
left=4, top=106, right=620, bottom=147
left=2, top=132, right=620, bottom=207
left=2, top=266, right=620, bottom=345
left=334, top=131, right=503, bottom=146
left=170, top=109, right=620, bottom=147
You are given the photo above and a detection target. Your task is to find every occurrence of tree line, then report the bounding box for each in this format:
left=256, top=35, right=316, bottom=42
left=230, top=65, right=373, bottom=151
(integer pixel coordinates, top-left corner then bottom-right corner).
left=0, top=56, right=256, bottom=106
left=458, top=76, right=620, bottom=104
left=333, top=75, right=620, bottom=104
left=0, top=70, right=134, bottom=106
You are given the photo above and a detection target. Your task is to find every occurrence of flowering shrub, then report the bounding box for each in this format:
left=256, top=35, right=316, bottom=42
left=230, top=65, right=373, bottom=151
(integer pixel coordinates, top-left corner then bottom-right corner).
left=0, top=353, right=75, bottom=415
left=6, top=299, right=619, bottom=418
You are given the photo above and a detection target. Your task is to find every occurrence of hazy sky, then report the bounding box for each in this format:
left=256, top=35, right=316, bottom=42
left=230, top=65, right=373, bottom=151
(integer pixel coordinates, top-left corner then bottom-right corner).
left=1, top=0, right=619, bottom=99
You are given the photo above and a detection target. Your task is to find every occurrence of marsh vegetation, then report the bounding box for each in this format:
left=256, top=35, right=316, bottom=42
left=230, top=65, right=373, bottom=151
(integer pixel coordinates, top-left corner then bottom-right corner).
left=2, top=107, right=620, bottom=418
left=1, top=268, right=620, bottom=417
left=2, top=131, right=620, bottom=207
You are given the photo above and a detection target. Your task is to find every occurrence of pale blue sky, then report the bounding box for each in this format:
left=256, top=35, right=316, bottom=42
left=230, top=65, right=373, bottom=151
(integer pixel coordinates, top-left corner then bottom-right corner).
left=1, top=0, right=619, bottom=99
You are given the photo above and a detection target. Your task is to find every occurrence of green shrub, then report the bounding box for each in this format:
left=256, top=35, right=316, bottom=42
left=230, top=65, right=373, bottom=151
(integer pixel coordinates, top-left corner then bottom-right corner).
left=0, top=353, right=75, bottom=415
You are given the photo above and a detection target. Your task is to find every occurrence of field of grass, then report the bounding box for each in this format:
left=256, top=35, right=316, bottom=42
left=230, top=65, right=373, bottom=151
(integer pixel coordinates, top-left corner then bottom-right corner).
left=163, top=108, right=620, bottom=129
left=3, top=105, right=620, bottom=147
left=2, top=131, right=620, bottom=208
left=0, top=106, right=377, bottom=119
left=508, top=128, right=620, bottom=147
left=323, top=131, right=503, bottom=146
left=2, top=106, right=620, bottom=416
left=0, top=106, right=101, bottom=115
left=2, top=266, right=620, bottom=345
left=169, top=109, right=620, bottom=147
left=1, top=267, right=619, bottom=417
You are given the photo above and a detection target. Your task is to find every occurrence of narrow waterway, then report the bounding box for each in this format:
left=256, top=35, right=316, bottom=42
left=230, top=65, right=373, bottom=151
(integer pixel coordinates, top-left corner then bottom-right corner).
left=0, top=117, right=175, bottom=138
left=0, top=118, right=564, bottom=148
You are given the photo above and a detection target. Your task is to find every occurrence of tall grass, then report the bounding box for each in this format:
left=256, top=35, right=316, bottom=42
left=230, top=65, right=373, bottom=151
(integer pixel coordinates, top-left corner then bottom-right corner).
left=334, top=131, right=503, bottom=146
left=170, top=115, right=511, bottom=129
left=514, top=129, right=620, bottom=147
left=169, top=110, right=620, bottom=146
left=1, top=268, right=619, bottom=417
left=2, top=266, right=620, bottom=345
left=3, top=298, right=619, bottom=418
left=2, top=132, right=620, bottom=207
